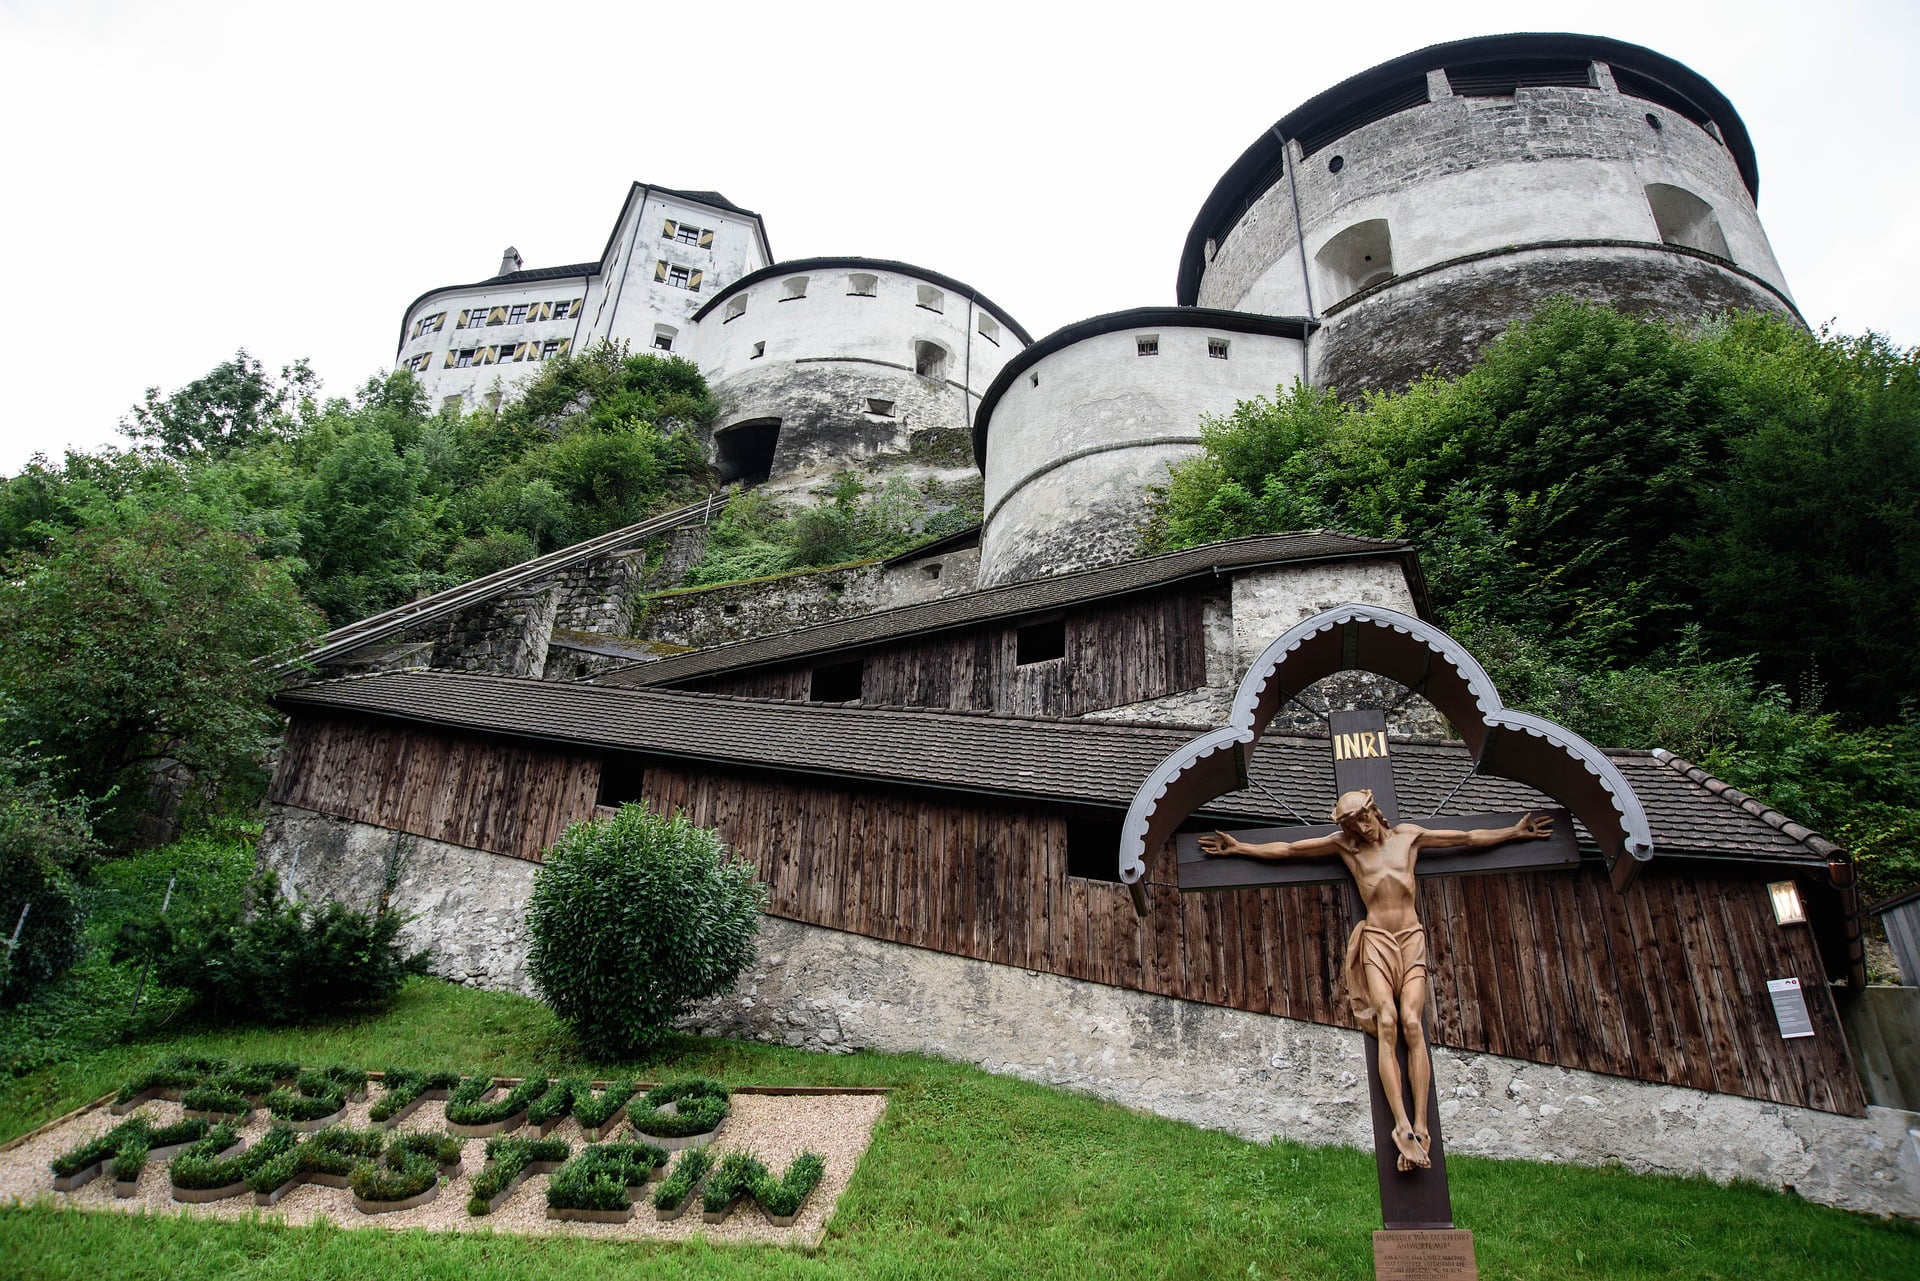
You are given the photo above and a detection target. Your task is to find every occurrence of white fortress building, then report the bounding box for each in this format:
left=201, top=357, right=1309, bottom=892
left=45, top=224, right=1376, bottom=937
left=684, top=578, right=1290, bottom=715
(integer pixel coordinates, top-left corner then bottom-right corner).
left=393, top=33, right=1798, bottom=588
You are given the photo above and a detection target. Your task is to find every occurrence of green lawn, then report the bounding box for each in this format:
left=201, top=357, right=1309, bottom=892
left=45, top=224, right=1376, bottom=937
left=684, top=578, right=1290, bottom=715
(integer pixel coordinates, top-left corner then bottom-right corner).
left=2, top=977, right=1915, bottom=1280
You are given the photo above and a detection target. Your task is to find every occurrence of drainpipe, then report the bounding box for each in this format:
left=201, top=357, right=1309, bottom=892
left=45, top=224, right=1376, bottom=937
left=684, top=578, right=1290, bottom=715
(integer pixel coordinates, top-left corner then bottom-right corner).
left=963, top=296, right=975, bottom=432
left=1278, top=128, right=1316, bottom=384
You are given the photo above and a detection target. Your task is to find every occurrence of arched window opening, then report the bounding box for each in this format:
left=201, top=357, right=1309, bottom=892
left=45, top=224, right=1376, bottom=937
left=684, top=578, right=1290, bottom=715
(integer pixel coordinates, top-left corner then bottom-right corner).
left=715, top=418, right=781, bottom=485
left=914, top=340, right=951, bottom=380
left=1644, top=184, right=1732, bottom=261
left=1315, top=219, right=1394, bottom=304
left=652, top=324, right=678, bottom=352
left=848, top=273, right=878, bottom=297
left=782, top=276, right=809, bottom=300
left=916, top=285, right=944, bottom=312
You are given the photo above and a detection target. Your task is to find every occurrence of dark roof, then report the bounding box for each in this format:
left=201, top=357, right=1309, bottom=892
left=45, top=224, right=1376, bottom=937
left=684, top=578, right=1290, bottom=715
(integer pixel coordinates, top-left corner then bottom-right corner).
left=274, top=670, right=1833, bottom=870
left=1176, top=33, right=1760, bottom=306
left=589, top=532, right=1427, bottom=689
left=484, top=262, right=600, bottom=286
left=971, top=307, right=1315, bottom=469
left=690, top=257, right=1034, bottom=345
left=878, top=524, right=980, bottom=567
left=651, top=187, right=757, bottom=218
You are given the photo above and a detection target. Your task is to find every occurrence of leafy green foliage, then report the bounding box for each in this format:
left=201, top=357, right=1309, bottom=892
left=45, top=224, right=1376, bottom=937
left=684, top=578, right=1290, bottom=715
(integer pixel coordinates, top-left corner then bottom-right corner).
left=167, top=1122, right=292, bottom=1190
left=545, top=1141, right=668, bottom=1211
left=525, top=805, right=765, bottom=1058
left=684, top=473, right=980, bottom=588
left=347, top=1146, right=437, bottom=1202
left=525, top=1075, right=582, bottom=1128
left=129, top=872, right=427, bottom=1024
left=50, top=1116, right=150, bottom=1178
left=629, top=1077, right=729, bottom=1138
left=700, top=1148, right=766, bottom=1213
left=0, top=510, right=321, bottom=832
left=368, top=1065, right=460, bottom=1122
left=651, top=1144, right=712, bottom=1212
left=753, top=1150, right=826, bottom=1218
left=122, top=350, right=316, bottom=461
left=467, top=1134, right=571, bottom=1214
left=0, top=740, right=98, bottom=1004
left=569, top=1077, right=636, bottom=1130
left=1146, top=303, right=1920, bottom=899
left=443, top=1073, right=549, bottom=1126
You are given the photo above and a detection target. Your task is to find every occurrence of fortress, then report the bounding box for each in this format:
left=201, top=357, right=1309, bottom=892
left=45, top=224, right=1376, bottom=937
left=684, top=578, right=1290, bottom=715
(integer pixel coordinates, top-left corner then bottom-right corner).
left=395, top=32, right=1799, bottom=588
left=264, top=37, right=1920, bottom=1218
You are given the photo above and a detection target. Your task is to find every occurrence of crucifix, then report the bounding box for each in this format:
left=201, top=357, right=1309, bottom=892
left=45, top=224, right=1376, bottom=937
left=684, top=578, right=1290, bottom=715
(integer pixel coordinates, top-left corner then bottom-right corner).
left=1119, top=604, right=1653, bottom=1279
left=1177, top=708, right=1579, bottom=1268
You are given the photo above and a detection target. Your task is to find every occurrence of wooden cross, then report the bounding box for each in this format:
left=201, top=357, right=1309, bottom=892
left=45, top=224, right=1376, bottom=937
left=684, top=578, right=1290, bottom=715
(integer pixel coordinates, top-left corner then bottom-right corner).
left=1173, top=708, right=1580, bottom=1242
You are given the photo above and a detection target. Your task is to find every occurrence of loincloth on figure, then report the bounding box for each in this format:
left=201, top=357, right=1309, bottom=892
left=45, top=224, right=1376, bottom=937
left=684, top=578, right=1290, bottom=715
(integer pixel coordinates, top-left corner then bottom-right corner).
left=1342, top=920, right=1429, bottom=1036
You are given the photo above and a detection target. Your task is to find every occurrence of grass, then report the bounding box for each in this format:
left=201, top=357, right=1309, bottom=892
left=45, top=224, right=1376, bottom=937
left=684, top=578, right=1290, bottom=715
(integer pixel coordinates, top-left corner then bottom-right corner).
left=2, top=977, right=1916, bottom=1280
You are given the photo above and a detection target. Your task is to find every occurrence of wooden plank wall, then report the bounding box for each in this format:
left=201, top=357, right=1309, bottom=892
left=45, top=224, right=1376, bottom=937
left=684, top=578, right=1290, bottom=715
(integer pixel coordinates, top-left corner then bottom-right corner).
left=271, top=715, right=600, bottom=860
left=644, top=764, right=1863, bottom=1116
left=686, top=585, right=1210, bottom=717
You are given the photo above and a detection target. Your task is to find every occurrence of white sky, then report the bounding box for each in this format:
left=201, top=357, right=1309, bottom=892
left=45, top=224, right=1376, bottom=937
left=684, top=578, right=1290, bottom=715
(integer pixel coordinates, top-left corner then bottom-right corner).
left=3, top=0, right=1916, bottom=475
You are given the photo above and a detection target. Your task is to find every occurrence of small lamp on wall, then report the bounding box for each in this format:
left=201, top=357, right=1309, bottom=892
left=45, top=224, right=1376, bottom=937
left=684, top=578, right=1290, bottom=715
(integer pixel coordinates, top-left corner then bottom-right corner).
left=1769, top=880, right=1807, bottom=925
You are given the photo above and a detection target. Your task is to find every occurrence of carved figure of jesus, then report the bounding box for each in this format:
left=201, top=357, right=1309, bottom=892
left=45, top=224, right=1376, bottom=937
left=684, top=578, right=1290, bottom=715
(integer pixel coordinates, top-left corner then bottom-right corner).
left=1198, top=791, right=1552, bottom=1171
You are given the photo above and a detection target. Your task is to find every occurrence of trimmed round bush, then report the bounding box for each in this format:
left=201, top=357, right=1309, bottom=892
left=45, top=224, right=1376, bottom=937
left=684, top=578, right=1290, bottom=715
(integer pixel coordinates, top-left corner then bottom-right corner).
left=526, top=804, right=766, bottom=1058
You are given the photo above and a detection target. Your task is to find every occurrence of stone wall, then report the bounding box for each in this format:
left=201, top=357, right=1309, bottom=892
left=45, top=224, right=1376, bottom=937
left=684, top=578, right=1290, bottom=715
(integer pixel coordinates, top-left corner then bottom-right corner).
left=263, top=804, right=1920, bottom=1219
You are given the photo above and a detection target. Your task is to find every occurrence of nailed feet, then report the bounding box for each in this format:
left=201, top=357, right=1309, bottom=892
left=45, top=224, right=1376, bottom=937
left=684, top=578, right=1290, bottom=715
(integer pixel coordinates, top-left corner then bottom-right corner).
left=1392, top=1124, right=1432, bottom=1172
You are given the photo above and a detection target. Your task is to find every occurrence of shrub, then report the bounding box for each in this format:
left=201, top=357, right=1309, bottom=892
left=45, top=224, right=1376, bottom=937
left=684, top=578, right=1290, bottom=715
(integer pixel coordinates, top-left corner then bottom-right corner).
left=388, top=1130, right=462, bottom=1168
left=467, top=1135, right=570, bottom=1214
left=701, top=1150, right=766, bottom=1214
left=651, top=1145, right=711, bottom=1212
left=110, top=1136, right=150, bottom=1183
left=444, top=1074, right=548, bottom=1126
left=0, top=741, right=97, bottom=1005
left=526, top=804, right=765, bottom=1057
left=179, top=1082, right=250, bottom=1115
left=169, top=1123, right=293, bottom=1190
left=349, top=1149, right=437, bottom=1202
left=572, top=1078, right=637, bottom=1130
left=51, top=1117, right=148, bottom=1178
left=630, top=1078, right=729, bottom=1138
left=526, top=1077, right=580, bottom=1128
left=369, top=1065, right=460, bottom=1122
left=137, top=872, right=427, bottom=1024
left=115, top=1055, right=228, bottom=1104
left=546, top=1142, right=665, bottom=1212
left=754, top=1151, right=826, bottom=1218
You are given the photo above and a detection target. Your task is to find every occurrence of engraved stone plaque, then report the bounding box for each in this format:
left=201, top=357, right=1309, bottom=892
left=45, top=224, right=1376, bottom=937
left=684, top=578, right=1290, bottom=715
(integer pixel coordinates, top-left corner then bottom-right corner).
left=1373, top=1228, right=1478, bottom=1280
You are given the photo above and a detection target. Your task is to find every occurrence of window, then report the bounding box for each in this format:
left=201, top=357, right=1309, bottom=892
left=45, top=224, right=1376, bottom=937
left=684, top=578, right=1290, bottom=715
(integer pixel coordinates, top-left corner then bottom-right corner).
left=922, top=562, right=942, bottom=580
left=1136, top=335, right=1159, bottom=356
left=914, top=340, right=950, bottom=379
left=508, top=304, right=528, bottom=325
left=653, top=324, right=678, bottom=352
left=978, top=313, right=1001, bottom=345
left=541, top=338, right=565, bottom=359
left=1029, top=372, right=1039, bottom=387
left=1065, top=813, right=1125, bottom=882
left=810, top=658, right=863, bottom=703
left=460, top=308, right=487, bottom=329
left=405, top=353, right=432, bottom=373
left=598, top=753, right=646, bottom=808
left=552, top=298, right=578, bottom=321
left=411, top=312, right=445, bottom=338
left=782, top=276, right=809, bottom=300
left=1016, top=619, right=1066, bottom=665
left=1208, top=338, right=1230, bottom=360
left=751, top=341, right=766, bottom=359
left=453, top=348, right=477, bottom=368
left=667, top=264, right=691, bottom=289
left=1645, top=184, right=1732, bottom=260
left=866, top=398, right=895, bottom=417
left=724, top=295, right=747, bottom=323
left=848, top=273, right=878, bottom=297
left=916, top=285, right=944, bottom=312
left=1315, top=219, right=1394, bottom=302
left=441, top=394, right=463, bottom=415
left=667, top=221, right=707, bottom=245
left=493, top=343, right=519, bottom=363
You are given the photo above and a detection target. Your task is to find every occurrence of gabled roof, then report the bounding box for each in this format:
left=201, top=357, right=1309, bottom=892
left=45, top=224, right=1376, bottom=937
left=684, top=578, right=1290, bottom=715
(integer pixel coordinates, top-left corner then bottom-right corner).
left=589, top=532, right=1428, bottom=689
left=273, top=669, right=1835, bottom=871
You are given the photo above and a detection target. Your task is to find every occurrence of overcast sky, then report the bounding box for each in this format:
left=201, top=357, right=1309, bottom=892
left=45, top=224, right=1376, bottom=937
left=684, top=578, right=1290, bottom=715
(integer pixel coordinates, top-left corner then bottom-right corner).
left=3, top=0, right=1915, bottom=475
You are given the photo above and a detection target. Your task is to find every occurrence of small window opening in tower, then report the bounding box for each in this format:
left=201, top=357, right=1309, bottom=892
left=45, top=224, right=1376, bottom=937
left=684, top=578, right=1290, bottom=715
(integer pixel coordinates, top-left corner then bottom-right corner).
left=1315, top=219, right=1394, bottom=303
left=916, top=285, right=944, bottom=313
left=1016, top=619, right=1067, bottom=665
left=810, top=658, right=864, bottom=703
left=782, top=276, right=809, bottom=300
left=1029, top=372, right=1039, bottom=387
left=1208, top=338, right=1230, bottom=360
left=1136, top=335, right=1159, bottom=356
left=653, top=324, right=678, bottom=352
left=978, top=313, right=1001, bottom=345
left=1645, top=184, right=1732, bottom=261
left=751, top=341, right=766, bottom=359
left=866, top=398, right=895, bottom=417
left=922, top=562, right=942, bottom=580
left=1645, top=112, right=1663, bottom=131
left=714, top=418, right=780, bottom=486
left=848, top=273, right=878, bottom=297
left=724, top=294, right=747, bottom=322
left=1328, top=155, right=1345, bottom=173
left=597, top=753, right=647, bottom=808
left=914, top=340, right=950, bottom=380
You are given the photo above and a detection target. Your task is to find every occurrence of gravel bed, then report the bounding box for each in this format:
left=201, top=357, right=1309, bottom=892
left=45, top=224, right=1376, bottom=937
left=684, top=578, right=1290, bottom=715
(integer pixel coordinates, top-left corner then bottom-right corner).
left=1, top=1089, right=887, bottom=1248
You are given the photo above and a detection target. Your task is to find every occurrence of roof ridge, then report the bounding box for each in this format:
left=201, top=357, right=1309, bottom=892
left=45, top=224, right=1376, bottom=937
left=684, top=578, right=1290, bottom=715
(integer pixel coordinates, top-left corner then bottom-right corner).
left=1650, top=748, right=1842, bottom=859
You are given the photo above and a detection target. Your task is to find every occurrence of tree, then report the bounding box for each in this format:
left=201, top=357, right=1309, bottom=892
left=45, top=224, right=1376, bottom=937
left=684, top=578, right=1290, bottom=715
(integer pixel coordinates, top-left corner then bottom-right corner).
left=0, top=737, right=99, bottom=1003
left=0, top=509, right=322, bottom=832
left=123, top=350, right=317, bottom=459
left=526, top=805, right=766, bottom=1057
